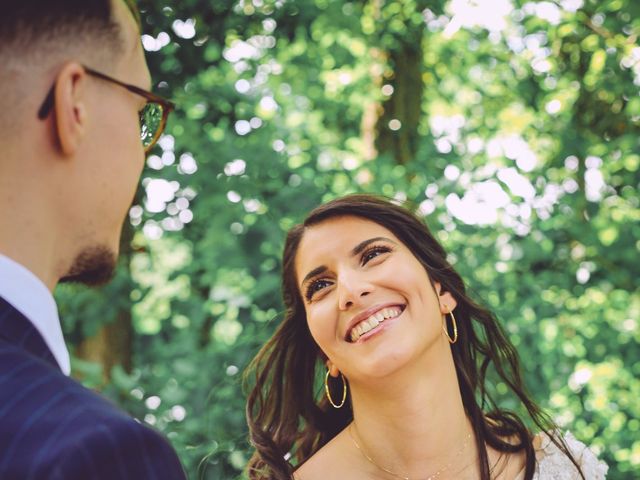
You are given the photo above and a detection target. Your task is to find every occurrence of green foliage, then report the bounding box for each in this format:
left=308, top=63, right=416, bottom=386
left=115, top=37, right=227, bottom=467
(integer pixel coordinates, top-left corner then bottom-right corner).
left=56, top=0, right=638, bottom=478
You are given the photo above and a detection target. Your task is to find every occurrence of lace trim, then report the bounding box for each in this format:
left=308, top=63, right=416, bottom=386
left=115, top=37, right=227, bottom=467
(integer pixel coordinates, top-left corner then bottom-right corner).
left=528, top=431, right=609, bottom=479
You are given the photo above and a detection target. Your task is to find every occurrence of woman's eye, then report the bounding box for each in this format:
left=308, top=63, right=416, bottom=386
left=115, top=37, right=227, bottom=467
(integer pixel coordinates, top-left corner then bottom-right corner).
left=362, top=246, right=391, bottom=265
left=305, top=279, right=332, bottom=301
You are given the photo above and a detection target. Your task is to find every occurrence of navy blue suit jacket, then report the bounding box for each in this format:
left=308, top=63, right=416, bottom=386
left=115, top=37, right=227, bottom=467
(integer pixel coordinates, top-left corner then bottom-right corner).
left=0, top=296, right=187, bottom=479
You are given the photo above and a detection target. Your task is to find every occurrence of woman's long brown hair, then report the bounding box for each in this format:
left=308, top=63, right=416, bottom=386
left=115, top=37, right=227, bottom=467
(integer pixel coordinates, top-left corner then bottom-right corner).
left=244, top=194, right=585, bottom=480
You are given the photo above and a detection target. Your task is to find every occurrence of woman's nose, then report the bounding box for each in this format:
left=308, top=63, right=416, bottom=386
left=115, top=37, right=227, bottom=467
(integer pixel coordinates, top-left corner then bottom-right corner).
left=337, top=273, right=372, bottom=310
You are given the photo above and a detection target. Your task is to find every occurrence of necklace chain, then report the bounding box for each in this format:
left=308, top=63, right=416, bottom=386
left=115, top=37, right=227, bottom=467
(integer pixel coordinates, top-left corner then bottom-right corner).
left=348, top=424, right=472, bottom=480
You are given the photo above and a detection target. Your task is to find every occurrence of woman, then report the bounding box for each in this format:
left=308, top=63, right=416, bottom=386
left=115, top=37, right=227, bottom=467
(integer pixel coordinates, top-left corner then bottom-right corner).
left=245, top=194, right=607, bottom=480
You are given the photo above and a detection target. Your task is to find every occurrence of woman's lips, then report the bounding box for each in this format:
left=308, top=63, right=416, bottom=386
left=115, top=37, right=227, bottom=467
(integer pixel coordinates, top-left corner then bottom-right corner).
left=347, top=304, right=406, bottom=343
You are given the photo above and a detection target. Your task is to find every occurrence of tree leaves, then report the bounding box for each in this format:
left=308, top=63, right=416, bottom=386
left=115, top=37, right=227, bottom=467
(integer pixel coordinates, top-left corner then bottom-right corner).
left=56, top=0, right=639, bottom=477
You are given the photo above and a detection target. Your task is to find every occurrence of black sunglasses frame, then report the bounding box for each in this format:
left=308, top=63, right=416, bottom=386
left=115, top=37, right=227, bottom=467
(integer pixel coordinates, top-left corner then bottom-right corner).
left=37, top=65, right=175, bottom=152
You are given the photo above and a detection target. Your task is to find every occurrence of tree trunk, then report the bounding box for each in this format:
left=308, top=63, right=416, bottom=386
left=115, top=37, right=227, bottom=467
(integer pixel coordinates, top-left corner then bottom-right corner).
left=374, top=43, right=424, bottom=164
left=360, top=1, right=425, bottom=165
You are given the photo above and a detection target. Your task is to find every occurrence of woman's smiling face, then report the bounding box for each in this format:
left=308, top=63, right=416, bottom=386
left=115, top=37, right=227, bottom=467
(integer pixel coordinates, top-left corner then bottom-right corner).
left=295, top=215, right=456, bottom=381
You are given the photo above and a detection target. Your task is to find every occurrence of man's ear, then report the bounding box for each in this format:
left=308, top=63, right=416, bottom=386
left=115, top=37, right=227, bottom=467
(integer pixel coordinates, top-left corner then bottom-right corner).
left=434, top=281, right=458, bottom=313
left=53, top=62, right=88, bottom=156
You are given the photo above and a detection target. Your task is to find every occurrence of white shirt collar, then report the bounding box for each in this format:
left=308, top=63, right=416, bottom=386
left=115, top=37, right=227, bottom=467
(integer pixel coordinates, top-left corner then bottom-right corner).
left=0, top=254, right=71, bottom=375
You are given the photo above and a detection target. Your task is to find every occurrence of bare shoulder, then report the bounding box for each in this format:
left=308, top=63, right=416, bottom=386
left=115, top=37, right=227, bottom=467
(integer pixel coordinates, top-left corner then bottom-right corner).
left=292, top=436, right=345, bottom=480
left=293, top=429, right=363, bottom=480
left=486, top=431, right=528, bottom=480
left=292, top=446, right=335, bottom=480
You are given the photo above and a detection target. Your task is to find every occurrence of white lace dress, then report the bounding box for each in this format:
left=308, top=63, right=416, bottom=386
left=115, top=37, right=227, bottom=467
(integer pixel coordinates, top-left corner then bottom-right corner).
left=514, top=431, right=609, bottom=479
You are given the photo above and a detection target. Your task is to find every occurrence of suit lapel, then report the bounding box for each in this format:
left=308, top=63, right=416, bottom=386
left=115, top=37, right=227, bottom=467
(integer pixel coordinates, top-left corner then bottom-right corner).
left=0, top=296, right=59, bottom=370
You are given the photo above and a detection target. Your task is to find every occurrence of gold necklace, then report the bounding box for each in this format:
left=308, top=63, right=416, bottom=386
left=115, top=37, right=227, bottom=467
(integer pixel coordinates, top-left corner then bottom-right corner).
left=349, top=424, right=473, bottom=480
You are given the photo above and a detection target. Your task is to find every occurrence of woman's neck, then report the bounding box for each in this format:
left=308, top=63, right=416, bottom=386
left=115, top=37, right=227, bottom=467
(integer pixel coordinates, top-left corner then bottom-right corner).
left=348, top=339, right=475, bottom=479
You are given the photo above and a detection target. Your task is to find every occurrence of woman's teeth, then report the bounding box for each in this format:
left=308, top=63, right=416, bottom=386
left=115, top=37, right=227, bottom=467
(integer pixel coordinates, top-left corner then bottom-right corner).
left=350, top=306, right=403, bottom=342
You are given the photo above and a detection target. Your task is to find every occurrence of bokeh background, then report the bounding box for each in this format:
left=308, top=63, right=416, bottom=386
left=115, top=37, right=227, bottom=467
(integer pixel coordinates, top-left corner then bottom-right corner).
left=55, top=0, right=639, bottom=478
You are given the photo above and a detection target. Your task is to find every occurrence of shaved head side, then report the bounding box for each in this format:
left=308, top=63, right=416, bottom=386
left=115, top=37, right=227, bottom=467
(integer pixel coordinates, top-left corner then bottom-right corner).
left=0, top=0, right=140, bottom=141
left=0, top=0, right=140, bottom=57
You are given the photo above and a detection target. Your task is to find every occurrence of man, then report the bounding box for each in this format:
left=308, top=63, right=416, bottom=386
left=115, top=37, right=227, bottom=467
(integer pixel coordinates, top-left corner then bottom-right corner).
left=0, top=0, right=186, bottom=478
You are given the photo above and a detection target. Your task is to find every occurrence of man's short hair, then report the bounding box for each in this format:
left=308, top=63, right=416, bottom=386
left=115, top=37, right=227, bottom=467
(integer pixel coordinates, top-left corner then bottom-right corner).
left=0, top=0, right=140, bottom=61
left=0, top=0, right=141, bottom=138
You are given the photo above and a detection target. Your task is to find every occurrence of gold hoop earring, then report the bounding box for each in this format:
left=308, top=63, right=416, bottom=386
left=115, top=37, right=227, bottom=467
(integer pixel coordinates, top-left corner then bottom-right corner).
left=324, top=369, right=347, bottom=408
left=442, top=305, right=458, bottom=344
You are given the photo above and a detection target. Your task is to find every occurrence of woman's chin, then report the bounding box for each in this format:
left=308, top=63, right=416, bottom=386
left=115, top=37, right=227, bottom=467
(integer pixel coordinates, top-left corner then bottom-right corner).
left=349, top=347, right=415, bottom=383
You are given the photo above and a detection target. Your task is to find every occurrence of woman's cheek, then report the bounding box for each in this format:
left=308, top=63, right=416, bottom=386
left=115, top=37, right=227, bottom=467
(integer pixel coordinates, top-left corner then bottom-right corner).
left=307, top=306, right=334, bottom=348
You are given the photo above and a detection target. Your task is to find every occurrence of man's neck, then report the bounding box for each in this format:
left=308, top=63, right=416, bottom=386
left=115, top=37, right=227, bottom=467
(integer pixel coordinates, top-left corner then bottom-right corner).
left=0, top=197, right=65, bottom=292
left=0, top=244, right=60, bottom=292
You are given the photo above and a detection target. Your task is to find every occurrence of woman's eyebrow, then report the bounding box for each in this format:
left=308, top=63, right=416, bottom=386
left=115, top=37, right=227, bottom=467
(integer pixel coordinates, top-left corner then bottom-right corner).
left=300, top=237, right=397, bottom=288
left=301, top=265, right=328, bottom=289
left=350, top=237, right=396, bottom=256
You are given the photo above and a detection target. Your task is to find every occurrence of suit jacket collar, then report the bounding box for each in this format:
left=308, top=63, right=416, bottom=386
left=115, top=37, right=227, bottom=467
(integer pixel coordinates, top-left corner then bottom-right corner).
left=0, top=296, right=59, bottom=370
left=0, top=254, right=69, bottom=374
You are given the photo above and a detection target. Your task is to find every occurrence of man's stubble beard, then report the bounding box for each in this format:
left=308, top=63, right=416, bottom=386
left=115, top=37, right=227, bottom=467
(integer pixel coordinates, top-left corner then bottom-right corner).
left=59, top=245, right=117, bottom=286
